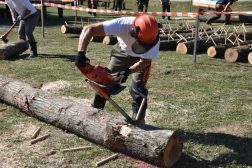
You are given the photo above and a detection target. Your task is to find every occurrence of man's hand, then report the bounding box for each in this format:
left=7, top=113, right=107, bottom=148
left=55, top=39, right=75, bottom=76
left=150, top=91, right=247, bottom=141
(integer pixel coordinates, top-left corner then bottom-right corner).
left=115, top=68, right=131, bottom=84
left=17, top=14, right=25, bottom=21
left=76, top=51, right=90, bottom=68
left=12, top=17, right=17, bottom=23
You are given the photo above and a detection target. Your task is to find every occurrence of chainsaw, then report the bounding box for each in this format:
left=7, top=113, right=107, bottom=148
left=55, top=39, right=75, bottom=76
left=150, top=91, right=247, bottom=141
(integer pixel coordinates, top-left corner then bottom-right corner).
left=75, top=62, right=133, bottom=121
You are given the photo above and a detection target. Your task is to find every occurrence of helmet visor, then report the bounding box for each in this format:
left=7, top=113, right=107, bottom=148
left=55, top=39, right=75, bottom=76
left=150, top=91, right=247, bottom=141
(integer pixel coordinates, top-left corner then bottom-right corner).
left=131, top=34, right=159, bottom=54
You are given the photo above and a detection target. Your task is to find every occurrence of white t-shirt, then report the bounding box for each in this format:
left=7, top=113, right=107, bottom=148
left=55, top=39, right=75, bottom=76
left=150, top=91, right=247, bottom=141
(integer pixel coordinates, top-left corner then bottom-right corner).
left=103, top=17, right=160, bottom=59
left=6, top=0, right=37, bottom=17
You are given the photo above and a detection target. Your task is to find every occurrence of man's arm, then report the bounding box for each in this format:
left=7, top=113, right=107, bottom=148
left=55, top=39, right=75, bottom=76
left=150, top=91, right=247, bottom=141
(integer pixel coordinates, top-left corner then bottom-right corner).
left=223, top=2, right=231, bottom=11
left=130, top=58, right=151, bottom=73
left=78, top=22, right=105, bottom=51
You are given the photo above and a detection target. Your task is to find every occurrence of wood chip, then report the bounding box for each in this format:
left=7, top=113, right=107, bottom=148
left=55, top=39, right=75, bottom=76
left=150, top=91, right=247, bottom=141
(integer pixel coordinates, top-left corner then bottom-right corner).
left=30, top=133, right=50, bottom=144
left=95, top=153, right=118, bottom=166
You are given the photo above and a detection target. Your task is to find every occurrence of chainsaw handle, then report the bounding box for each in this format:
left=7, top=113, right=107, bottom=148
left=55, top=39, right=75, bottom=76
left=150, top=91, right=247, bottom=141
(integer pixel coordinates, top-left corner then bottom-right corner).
left=85, top=78, right=119, bottom=89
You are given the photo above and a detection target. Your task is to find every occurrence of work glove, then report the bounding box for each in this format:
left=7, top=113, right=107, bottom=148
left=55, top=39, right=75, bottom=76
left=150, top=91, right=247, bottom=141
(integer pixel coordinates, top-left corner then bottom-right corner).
left=223, top=9, right=227, bottom=12
left=12, top=17, right=17, bottom=23
left=17, top=14, right=26, bottom=21
left=76, top=51, right=90, bottom=68
left=115, top=68, right=131, bottom=84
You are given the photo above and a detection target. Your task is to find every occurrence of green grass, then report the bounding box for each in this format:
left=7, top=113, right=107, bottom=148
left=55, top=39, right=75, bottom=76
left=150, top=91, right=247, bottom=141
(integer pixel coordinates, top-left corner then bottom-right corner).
left=1, top=1, right=252, bottom=167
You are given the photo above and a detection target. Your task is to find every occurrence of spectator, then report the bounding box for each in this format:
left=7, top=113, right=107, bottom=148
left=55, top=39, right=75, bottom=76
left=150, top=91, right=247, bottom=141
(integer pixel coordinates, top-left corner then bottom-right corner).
left=6, top=0, right=39, bottom=57
left=206, top=0, right=238, bottom=25
left=88, top=0, right=92, bottom=15
left=161, top=0, right=171, bottom=20
left=115, top=0, right=122, bottom=11
left=143, top=0, right=149, bottom=12
left=91, top=0, right=98, bottom=18
left=137, top=0, right=143, bottom=12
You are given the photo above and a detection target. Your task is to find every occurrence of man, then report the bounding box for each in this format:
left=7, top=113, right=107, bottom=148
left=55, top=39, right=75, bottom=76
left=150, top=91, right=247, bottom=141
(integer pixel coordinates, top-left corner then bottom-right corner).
left=143, top=0, right=149, bottom=12
left=206, top=0, right=238, bottom=25
left=137, top=0, right=143, bottom=12
left=91, top=0, right=98, bottom=18
left=115, top=0, right=122, bottom=11
left=161, top=0, right=171, bottom=20
left=6, top=0, right=39, bottom=57
left=76, top=15, right=160, bottom=124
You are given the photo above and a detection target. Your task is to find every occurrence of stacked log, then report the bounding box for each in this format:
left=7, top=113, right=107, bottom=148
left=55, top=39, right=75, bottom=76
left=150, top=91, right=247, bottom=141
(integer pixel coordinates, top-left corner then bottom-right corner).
left=0, top=40, right=29, bottom=60
left=160, top=37, right=195, bottom=51
left=224, top=44, right=252, bottom=62
left=207, top=40, right=252, bottom=58
left=0, top=74, right=183, bottom=167
left=61, top=25, right=83, bottom=34
left=91, top=35, right=106, bottom=42
left=103, top=36, right=118, bottom=45
left=248, top=52, right=252, bottom=65
left=177, top=32, right=252, bottom=54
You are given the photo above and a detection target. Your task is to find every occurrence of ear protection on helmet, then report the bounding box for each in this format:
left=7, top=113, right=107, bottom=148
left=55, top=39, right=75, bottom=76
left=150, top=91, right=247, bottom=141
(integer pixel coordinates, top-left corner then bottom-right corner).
left=130, top=26, right=140, bottom=38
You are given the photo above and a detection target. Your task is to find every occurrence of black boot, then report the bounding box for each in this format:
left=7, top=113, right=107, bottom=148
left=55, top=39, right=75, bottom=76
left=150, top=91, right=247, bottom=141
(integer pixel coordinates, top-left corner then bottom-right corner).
left=225, top=14, right=231, bottom=25
left=28, top=41, right=38, bottom=58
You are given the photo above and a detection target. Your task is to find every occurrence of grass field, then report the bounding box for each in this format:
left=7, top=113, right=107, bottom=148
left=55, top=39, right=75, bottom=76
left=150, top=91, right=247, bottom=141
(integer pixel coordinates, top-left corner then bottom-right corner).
left=0, top=0, right=252, bottom=167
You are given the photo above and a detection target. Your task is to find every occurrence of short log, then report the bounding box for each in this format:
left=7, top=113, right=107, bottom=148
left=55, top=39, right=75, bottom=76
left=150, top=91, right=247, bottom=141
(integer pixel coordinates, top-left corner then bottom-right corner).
left=61, top=25, right=83, bottom=34
left=224, top=45, right=252, bottom=62
left=0, top=40, right=29, bottom=60
left=103, top=36, right=118, bottom=45
left=159, top=37, right=195, bottom=51
left=91, top=35, right=106, bottom=42
left=248, top=52, right=252, bottom=65
left=0, top=74, right=183, bottom=167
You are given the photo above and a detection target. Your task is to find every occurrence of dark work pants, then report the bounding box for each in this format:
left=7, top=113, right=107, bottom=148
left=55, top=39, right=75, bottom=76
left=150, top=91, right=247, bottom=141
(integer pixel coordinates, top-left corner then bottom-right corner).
left=143, top=0, right=149, bottom=12
left=115, top=0, right=122, bottom=11
left=162, top=2, right=170, bottom=20
left=92, top=1, right=98, bottom=17
left=88, top=0, right=92, bottom=14
left=18, top=11, right=39, bottom=43
left=91, top=43, right=151, bottom=123
left=137, top=0, right=143, bottom=12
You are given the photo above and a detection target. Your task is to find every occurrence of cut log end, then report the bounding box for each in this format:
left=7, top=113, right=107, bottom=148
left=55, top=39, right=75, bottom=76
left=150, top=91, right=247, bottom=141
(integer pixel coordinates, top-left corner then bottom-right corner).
left=0, top=50, right=5, bottom=60
left=207, top=46, right=217, bottom=58
left=176, top=43, right=187, bottom=54
left=61, top=25, right=67, bottom=34
left=103, top=36, right=109, bottom=45
left=248, top=52, right=252, bottom=65
left=163, top=131, right=183, bottom=167
left=225, top=48, right=239, bottom=63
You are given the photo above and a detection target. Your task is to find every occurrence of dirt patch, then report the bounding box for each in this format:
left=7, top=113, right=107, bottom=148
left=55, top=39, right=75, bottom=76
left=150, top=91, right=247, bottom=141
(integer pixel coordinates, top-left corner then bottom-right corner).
left=42, top=80, right=71, bottom=93
left=205, top=124, right=249, bottom=137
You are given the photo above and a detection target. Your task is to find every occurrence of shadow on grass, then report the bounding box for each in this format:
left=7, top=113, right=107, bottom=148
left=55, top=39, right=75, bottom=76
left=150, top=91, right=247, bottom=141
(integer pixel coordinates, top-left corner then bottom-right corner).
left=173, top=131, right=252, bottom=168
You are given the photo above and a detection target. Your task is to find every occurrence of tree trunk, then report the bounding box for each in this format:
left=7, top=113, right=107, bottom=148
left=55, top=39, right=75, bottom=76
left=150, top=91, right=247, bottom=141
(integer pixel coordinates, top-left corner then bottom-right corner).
left=91, top=35, right=106, bottom=42
left=248, top=52, right=252, bottom=65
left=199, top=14, right=249, bottom=23
left=207, top=40, right=252, bottom=58
left=103, top=36, right=118, bottom=45
left=0, top=40, right=29, bottom=60
left=176, top=32, right=252, bottom=54
left=0, top=74, right=183, bottom=167
left=224, top=44, right=252, bottom=62
left=61, top=25, right=83, bottom=34
left=159, top=37, right=195, bottom=51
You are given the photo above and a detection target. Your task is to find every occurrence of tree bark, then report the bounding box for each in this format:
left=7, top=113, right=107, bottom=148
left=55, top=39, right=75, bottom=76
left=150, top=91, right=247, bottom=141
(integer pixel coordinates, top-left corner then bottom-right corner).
left=224, top=44, right=252, bottom=62
left=61, top=25, right=83, bottom=34
left=91, top=35, right=106, bottom=42
left=199, top=14, right=252, bottom=23
left=159, top=37, right=195, bottom=51
left=0, top=40, right=29, bottom=60
left=207, top=40, right=252, bottom=58
left=248, top=52, right=252, bottom=65
left=103, top=36, right=118, bottom=45
left=0, top=74, right=183, bottom=167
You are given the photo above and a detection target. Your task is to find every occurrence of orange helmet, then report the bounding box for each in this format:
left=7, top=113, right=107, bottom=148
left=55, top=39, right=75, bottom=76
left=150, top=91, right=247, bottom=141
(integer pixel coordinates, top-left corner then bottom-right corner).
left=130, top=14, right=159, bottom=54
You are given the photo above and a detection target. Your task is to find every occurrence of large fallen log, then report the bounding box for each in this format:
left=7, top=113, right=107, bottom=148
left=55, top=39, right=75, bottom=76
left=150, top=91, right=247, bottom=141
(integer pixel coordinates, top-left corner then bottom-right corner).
left=61, top=25, right=83, bottom=34
left=0, top=74, right=183, bottom=167
left=103, top=36, right=118, bottom=45
left=207, top=40, right=252, bottom=58
left=199, top=14, right=252, bottom=24
left=0, top=40, right=29, bottom=60
left=224, top=44, right=252, bottom=62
